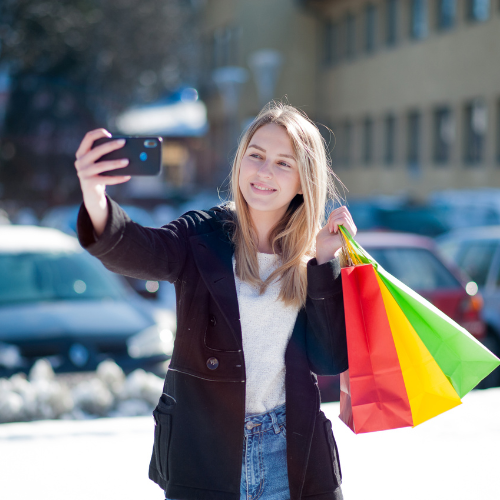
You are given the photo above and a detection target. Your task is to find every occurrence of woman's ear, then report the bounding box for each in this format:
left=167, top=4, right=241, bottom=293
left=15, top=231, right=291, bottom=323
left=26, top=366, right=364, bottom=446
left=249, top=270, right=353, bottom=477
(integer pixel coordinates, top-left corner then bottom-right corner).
left=298, top=186, right=303, bottom=195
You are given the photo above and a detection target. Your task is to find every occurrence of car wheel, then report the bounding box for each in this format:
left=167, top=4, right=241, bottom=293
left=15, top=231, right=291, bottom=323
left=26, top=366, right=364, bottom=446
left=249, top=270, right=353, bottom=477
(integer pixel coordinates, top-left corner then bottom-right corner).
left=477, top=328, right=500, bottom=389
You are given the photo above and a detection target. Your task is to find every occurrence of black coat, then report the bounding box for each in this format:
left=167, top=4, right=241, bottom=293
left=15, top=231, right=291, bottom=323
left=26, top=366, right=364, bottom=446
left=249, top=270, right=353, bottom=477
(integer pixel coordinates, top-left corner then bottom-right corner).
left=77, top=197, right=348, bottom=500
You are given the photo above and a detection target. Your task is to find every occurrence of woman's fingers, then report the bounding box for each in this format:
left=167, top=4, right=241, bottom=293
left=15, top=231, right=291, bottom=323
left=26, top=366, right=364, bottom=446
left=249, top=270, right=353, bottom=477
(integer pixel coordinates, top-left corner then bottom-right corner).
left=97, top=175, right=132, bottom=185
left=75, top=128, right=112, bottom=160
left=77, top=159, right=129, bottom=179
left=328, top=207, right=357, bottom=237
left=75, top=138, right=126, bottom=171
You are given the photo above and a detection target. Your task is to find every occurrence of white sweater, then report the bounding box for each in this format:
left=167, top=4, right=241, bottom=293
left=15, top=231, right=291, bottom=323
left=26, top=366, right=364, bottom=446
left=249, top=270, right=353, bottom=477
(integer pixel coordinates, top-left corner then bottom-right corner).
left=232, top=253, right=300, bottom=416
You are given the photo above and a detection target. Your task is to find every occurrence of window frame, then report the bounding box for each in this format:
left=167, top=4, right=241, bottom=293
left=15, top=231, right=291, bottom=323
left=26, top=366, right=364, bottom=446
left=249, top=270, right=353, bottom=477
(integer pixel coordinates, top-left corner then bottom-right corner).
left=341, top=120, right=353, bottom=167
left=496, top=99, right=500, bottom=165
left=344, top=12, right=357, bottom=60
left=410, top=0, right=429, bottom=40
left=365, top=3, right=377, bottom=53
left=384, top=113, right=396, bottom=166
left=436, top=0, right=457, bottom=30
left=463, top=99, right=487, bottom=166
left=407, top=110, right=422, bottom=171
left=466, top=0, right=491, bottom=22
left=363, top=117, right=374, bottom=165
left=324, top=20, right=340, bottom=66
left=433, top=106, right=453, bottom=165
left=385, top=0, right=398, bottom=46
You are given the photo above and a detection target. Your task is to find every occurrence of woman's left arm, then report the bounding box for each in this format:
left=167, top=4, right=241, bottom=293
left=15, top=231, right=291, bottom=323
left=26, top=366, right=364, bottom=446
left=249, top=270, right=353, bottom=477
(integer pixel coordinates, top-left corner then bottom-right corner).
left=305, top=207, right=357, bottom=375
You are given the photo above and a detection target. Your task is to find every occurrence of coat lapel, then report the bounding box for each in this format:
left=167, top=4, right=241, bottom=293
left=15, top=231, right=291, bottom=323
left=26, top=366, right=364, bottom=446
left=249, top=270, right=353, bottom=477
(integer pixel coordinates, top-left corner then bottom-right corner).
left=189, top=229, right=242, bottom=350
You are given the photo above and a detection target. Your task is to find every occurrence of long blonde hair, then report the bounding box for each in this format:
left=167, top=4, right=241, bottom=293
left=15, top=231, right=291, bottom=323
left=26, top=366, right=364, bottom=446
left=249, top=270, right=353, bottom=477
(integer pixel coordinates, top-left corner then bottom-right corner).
left=228, top=101, right=340, bottom=309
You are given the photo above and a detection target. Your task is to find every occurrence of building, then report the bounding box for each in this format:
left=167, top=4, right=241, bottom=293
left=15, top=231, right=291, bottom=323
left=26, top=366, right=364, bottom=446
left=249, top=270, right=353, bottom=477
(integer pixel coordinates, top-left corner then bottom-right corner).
left=201, top=0, right=500, bottom=199
left=199, top=0, right=319, bottom=189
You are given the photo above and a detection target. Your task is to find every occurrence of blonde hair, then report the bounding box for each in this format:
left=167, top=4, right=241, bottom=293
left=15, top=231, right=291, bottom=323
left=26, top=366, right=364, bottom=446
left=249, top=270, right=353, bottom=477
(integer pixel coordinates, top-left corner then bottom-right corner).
left=227, top=101, right=341, bottom=309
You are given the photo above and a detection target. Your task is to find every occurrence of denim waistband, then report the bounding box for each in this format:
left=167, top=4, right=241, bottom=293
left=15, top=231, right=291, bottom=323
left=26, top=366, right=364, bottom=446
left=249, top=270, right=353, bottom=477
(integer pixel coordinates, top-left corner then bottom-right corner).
left=244, top=403, right=286, bottom=436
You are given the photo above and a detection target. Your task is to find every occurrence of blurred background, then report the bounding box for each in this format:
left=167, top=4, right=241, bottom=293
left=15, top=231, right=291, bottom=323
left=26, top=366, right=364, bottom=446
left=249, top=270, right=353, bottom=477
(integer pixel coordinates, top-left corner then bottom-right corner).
left=1, top=1, right=500, bottom=499
left=1, top=0, right=500, bottom=407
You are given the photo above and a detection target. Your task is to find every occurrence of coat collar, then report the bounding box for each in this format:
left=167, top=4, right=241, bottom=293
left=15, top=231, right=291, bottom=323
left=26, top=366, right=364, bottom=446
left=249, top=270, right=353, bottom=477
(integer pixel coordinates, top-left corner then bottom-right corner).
left=189, top=212, right=242, bottom=350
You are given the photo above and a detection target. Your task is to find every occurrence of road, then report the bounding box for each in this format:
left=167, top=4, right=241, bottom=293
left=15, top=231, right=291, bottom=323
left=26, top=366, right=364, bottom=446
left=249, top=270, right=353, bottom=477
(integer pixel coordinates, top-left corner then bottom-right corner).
left=0, top=388, right=498, bottom=500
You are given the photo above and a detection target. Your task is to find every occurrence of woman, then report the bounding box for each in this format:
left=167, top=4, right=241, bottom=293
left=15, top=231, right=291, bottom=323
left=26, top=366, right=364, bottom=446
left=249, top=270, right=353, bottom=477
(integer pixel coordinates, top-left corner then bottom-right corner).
left=74, top=102, right=357, bottom=500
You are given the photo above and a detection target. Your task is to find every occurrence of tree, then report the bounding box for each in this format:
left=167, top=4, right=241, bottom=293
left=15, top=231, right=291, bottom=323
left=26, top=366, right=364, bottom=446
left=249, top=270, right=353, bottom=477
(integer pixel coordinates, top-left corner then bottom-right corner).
left=0, top=0, right=202, bottom=207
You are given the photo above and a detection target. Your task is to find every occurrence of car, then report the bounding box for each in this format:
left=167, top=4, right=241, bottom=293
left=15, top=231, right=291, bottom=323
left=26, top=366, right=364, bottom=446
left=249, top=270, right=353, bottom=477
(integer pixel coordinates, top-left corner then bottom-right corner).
left=0, top=225, right=175, bottom=377
left=436, top=226, right=500, bottom=387
left=40, top=204, right=158, bottom=236
left=318, top=231, right=486, bottom=402
left=40, top=203, right=167, bottom=300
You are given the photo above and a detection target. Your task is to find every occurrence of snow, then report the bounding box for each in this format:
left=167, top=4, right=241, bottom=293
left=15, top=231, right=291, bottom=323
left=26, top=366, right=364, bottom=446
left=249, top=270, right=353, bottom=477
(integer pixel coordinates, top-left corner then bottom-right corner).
left=0, top=388, right=499, bottom=500
left=0, top=359, right=164, bottom=423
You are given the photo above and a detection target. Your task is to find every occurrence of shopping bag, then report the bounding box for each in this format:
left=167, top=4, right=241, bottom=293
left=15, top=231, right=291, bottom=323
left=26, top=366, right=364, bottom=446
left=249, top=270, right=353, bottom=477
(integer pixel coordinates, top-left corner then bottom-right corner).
left=338, top=226, right=500, bottom=434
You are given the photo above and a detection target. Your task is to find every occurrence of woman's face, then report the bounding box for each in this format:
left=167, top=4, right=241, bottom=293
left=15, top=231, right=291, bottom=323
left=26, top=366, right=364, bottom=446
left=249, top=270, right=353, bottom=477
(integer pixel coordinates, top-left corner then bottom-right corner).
left=239, top=123, right=302, bottom=223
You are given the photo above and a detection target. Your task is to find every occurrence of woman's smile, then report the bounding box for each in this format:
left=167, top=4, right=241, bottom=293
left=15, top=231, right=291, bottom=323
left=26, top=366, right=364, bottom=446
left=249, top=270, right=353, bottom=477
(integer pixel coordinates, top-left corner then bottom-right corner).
left=239, top=123, right=302, bottom=224
left=251, top=182, right=277, bottom=194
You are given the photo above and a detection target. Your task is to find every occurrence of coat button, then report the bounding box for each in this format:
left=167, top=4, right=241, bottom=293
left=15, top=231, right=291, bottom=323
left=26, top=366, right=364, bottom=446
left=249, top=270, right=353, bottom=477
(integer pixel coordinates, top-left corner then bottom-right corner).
left=209, top=314, right=217, bottom=327
left=207, top=357, right=219, bottom=370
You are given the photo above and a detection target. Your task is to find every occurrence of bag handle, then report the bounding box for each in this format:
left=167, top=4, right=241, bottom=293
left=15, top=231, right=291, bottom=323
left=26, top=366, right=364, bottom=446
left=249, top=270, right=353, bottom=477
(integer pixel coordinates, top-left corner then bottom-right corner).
left=338, top=225, right=378, bottom=268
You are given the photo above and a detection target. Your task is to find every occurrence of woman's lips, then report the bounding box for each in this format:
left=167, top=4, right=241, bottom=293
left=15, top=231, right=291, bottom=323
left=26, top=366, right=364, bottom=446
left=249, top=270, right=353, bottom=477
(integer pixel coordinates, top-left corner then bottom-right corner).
left=251, top=183, right=276, bottom=194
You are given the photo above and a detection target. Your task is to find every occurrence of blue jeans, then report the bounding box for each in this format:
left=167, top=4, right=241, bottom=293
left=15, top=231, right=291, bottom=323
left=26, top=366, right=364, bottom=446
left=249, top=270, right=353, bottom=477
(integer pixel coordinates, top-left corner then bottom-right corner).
left=164, top=403, right=289, bottom=500
left=240, top=403, right=289, bottom=500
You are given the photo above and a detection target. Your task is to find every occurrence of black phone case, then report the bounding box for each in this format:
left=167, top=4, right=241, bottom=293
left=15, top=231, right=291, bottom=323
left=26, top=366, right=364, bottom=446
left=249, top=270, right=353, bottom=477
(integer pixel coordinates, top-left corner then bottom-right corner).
left=92, top=136, right=163, bottom=176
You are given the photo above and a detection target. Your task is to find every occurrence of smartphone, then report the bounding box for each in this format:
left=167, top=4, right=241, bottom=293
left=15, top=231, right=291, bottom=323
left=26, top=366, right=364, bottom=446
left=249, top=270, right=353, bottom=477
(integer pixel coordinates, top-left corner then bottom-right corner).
left=92, top=136, right=163, bottom=176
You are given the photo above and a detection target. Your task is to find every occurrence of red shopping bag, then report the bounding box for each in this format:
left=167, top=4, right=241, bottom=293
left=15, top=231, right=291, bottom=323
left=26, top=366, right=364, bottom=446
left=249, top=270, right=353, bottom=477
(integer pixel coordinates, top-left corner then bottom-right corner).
left=339, top=264, right=413, bottom=434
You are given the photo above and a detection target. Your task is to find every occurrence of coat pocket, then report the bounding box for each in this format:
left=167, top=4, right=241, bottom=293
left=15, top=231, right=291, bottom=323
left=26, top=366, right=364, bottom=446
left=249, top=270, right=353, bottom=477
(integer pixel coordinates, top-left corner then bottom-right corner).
left=324, top=418, right=342, bottom=486
left=152, top=393, right=176, bottom=481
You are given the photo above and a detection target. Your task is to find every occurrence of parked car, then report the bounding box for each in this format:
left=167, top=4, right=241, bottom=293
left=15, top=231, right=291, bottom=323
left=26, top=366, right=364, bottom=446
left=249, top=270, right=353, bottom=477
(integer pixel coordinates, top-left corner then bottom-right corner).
left=338, top=197, right=450, bottom=236
left=436, top=226, right=500, bottom=387
left=0, top=225, right=175, bottom=377
left=40, top=203, right=167, bottom=300
left=429, top=189, right=500, bottom=230
left=318, top=231, right=486, bottom=402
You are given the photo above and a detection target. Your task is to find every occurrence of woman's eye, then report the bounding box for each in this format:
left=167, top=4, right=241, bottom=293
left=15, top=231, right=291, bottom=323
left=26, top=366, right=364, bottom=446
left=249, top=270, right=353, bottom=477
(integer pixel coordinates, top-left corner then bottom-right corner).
left=250, top=153, right=261, bottom=159
left=279, top=161, right=290, bottom=168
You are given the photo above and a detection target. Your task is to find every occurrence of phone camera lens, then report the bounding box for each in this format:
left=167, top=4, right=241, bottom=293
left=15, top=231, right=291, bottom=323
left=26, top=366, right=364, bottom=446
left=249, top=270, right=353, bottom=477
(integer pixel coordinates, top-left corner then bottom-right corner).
left=144, top=140, right=157, bottom=148
left=140, top=152, right=148, bottom=161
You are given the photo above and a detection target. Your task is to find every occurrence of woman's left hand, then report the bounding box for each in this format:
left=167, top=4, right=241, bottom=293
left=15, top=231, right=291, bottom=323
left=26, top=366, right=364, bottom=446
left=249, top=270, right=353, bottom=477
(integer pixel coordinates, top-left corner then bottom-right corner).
left=316, top=207, right=357, bottom=265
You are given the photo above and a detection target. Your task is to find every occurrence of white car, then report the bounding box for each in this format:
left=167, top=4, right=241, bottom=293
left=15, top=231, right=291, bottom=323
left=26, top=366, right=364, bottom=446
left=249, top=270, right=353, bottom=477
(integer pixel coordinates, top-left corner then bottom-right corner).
left=0, top=225, right=175, bottom=377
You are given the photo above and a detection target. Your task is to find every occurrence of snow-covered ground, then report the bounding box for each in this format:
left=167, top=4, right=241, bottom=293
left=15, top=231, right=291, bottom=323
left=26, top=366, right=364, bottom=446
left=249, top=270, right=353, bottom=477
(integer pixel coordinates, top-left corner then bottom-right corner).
left=0, top=388, right=499, bottom=500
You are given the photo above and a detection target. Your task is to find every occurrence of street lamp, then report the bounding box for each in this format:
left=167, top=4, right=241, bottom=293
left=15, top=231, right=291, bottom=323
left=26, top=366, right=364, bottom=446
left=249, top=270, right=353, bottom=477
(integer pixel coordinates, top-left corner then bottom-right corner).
left=248, top=50, right=283, bottom=109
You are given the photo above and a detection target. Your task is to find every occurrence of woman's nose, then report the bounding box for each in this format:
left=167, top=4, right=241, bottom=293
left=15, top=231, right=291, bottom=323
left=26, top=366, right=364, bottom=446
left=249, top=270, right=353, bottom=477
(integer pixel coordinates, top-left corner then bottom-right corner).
left=257, top=161, right=272, bottom=178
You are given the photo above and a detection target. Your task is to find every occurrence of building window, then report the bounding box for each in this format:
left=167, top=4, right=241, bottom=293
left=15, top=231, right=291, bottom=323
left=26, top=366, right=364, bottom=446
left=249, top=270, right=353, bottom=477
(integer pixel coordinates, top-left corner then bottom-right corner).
left=345, top=13, right=356, bottom=59
left=212, top=26, right=238, bottom=69
left=407, top=111, right=421, bottom=171
left=384, top=114, right=396, bottom=165
left=386, top=0, right=398, bottom=46
left=331, top=124, right=340, bottom=166
left=410, top=0, right=429, bottom=39
left=497, top=100, right=500, bottom=165
left=437, top=0, right=456, bottom=29
left=464, top=99, right=487, bottom=165
left=341, top=121, right=352, bottom=166
left=363, top=118, right=374, bottom=164
left=324, top=21, right=340, bottom=65
left=467, top=0, right=490, bottom=21
left=365, top=4, right=377, bottom=53
left=384, top=115, right=396, bottom=165
left=319, top=121, right=335, bottom=156
left=433, top=107, right=454, bottom=165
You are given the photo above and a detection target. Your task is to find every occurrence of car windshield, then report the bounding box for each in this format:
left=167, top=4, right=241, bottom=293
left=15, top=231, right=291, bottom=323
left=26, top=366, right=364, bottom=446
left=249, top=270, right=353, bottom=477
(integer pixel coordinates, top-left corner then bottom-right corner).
left=0, top=251, right=125, bottom=305
left=455, top=241, right=498, bottom=287
left=367, top=248, right=461, bottom=291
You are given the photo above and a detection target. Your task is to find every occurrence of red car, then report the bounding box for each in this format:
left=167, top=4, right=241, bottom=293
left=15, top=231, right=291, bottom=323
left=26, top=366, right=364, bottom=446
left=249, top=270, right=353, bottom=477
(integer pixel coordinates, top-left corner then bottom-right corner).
left=318, top=231, right=485, bottom=402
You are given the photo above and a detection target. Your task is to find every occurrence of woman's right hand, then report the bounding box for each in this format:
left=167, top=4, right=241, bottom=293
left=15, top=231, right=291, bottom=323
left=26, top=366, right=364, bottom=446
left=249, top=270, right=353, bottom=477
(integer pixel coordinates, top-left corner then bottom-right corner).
left=74, top=128, right=131, bottom=237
